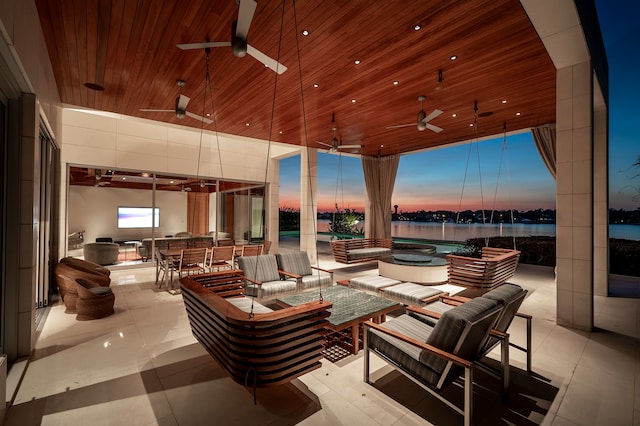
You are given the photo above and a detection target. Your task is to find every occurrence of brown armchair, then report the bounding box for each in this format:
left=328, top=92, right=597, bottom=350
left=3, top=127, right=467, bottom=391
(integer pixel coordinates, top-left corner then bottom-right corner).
left=54, top=262, right=110, bottom=313
left=75, top=278, right=115, bottom=320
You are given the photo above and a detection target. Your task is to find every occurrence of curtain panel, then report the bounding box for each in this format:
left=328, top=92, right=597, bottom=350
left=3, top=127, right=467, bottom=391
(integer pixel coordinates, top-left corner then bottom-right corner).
left=531, top=123, right=556, bottom=180
left=362, top=155, right=400, bottom=239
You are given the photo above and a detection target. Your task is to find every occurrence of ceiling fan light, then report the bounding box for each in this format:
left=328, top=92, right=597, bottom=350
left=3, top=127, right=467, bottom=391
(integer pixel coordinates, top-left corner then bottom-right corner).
left=231, top=38, right=248, bottom=57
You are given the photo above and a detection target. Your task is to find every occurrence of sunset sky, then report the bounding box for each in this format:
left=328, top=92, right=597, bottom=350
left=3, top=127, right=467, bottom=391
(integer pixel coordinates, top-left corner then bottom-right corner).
left=279, top=1, right=639, bottom=213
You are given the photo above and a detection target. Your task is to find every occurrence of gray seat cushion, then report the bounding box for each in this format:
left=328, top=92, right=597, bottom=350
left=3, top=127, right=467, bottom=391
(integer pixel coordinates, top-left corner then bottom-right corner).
left=300, top=274, right=332, bottom=290
left=276, top=251, right=313, bottom=276
left=421, top=297, right=499, bottom=373
left=482, top=283, right=524, bottom=304
left=244, top=279, right=298, bottom=298
left=368, top=314, right=441, bottom=387
left=348, top=247, right=391, bottom=260
left=88, top=286, right=113, bottom=296
left=382, top=282, right=443, bottom=306
left=350, top=276, right=401, bottom=293
left=237, top=254, right=281, bottom=283
left=227, top=297, right=273, bottom=314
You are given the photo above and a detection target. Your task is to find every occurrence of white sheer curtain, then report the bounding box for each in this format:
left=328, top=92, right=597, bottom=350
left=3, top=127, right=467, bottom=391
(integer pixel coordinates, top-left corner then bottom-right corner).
left=362, top=154, right=399, bottom=239
left=531, top=123, right=556, bottom=180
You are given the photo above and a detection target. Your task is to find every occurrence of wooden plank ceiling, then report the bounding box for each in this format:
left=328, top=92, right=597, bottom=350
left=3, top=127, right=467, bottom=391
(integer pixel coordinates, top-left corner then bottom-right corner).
left=36, top=0, right=555, bottom=159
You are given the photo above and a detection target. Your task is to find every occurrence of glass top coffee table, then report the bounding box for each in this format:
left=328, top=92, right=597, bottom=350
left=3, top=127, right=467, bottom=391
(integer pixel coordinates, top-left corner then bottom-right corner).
left=277, top=286, right=399, bottom=355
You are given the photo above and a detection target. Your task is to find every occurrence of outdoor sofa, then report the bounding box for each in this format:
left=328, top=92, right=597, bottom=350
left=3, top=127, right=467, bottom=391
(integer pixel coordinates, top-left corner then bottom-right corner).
left=330, top=238, right=393, bottom=264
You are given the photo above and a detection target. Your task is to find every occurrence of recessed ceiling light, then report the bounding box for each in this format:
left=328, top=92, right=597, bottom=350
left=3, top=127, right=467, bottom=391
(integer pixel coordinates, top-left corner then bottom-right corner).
left=450, top=55, right=458, bottom=61
left=354, top=60, right=361, bottom=65
left=313, top=83, right=319, bottom=88
left=169, top=180, right=174, bottom=184
left=380, top=144, right=384, bottom=148
left=246, top=123, right=250, bottom=126
left=301, top=29, right=310, bottom=36
left=414, top=24, right=422, bottom=31
left=516, top=112, right=521, bottom=116
left=279, top=131, right=283, bottom=134
left=452, top=113, right=457, bottom=117
left=502, top=100, right=507, bottom=104
left=351, top=99, right=357, bottom=103
left=469, top=123, right=474, bottom=127
left=393, top=81, right=399, bottom=85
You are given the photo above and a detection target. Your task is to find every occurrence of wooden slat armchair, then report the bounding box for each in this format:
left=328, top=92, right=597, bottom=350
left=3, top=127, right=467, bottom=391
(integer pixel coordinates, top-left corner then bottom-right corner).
left=446, top=246, right=520, bottom=290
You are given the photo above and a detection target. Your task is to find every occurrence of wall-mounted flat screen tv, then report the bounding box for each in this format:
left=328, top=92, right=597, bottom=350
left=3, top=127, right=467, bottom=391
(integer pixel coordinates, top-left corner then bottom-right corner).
left=117, top=207, right=160, bottom=228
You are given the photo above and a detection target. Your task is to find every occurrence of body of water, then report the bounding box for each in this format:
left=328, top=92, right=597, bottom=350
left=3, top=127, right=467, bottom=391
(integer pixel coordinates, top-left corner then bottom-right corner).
left=316, top=220, right=640, bottom=241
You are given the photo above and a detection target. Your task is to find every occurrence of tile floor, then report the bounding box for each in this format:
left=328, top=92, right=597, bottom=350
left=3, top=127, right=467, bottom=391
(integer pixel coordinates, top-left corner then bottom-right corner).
left=4, top=248, right=640, bottom=425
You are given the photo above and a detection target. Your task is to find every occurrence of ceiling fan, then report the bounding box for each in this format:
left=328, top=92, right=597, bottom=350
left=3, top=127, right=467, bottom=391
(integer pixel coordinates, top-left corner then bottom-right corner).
left=176, top=0, right=287, bottom=75
left=140, top=80, right=213, bottom=124
left=386, top=95, right=444, bottom=133
left=317, top=115, right=363, bottom=153
left=92, top=169, right=110, bottom=187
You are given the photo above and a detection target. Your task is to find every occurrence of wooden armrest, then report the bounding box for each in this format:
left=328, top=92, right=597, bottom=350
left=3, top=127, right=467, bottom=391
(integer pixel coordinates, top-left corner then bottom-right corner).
left=440, top=294, right=470, bottom=304
left=311, top=265, right=333, bottom=274
left=489, top=329, right=509, bottom=340
left=420, top=293, right=445, bottom=305
left=406, top=306, right=442, bottom=320
left=242, top=276, right=262, bottom=286
left=365, top=321, right=472, bottom=368
left=279, top=270, right=301, bottom=280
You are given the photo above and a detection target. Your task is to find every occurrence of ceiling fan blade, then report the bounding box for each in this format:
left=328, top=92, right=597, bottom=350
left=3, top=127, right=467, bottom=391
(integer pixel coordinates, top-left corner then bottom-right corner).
left=140, top=109, right=174, bottom=112
left=235, top=0, right=257, bottom=40
left=386, top=123, right=414, bottom=129
left=177, top=41, right=231, bottom=50
left=422, top=109, right=443, bottom=123
left=177, top=94, right=190, bottom=111
left=185, top=111, right=213, bottom=124
left=425, top=123, right=444, bottom=133
left=317, top=141, right=332, bottom=148
left=246, top=45, right=287, bottom=74
left=338, top=144, right=362, bottom=149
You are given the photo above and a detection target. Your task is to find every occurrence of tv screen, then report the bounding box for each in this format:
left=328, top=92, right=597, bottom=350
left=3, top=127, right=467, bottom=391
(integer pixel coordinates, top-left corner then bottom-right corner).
left=117, top=207, right=160, bottom=228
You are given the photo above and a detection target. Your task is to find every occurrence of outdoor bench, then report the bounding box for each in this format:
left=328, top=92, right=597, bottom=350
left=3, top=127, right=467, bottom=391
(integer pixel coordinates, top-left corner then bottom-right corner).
left=330, top=238, right=393, bottom=264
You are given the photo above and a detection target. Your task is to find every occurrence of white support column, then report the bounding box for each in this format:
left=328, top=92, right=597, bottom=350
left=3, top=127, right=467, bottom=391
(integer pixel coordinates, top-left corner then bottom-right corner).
left=592, top=78, right=609, bottom=297
left=556, top=61, right=595, bottom=330
left=266, top=158, right=280, bottom=254
left=300, top=148, right=318, bottom=264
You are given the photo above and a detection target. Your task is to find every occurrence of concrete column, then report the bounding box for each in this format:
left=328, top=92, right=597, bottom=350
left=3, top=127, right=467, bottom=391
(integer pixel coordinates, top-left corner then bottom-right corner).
left=300, top=148, right=318, bottom=264
left=592, top=80, right=609, bottom=297
left=266, top=159, right=280, bottom=254
left=18, top=92, right=38, bottom=355
left=556, top=61, right=595, bottom=331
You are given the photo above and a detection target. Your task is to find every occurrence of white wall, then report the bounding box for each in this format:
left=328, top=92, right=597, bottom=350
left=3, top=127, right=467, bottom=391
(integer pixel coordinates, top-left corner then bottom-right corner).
left=68, top=186, right=188, bottom=243
left=60, top=108, right=300, bottom=254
